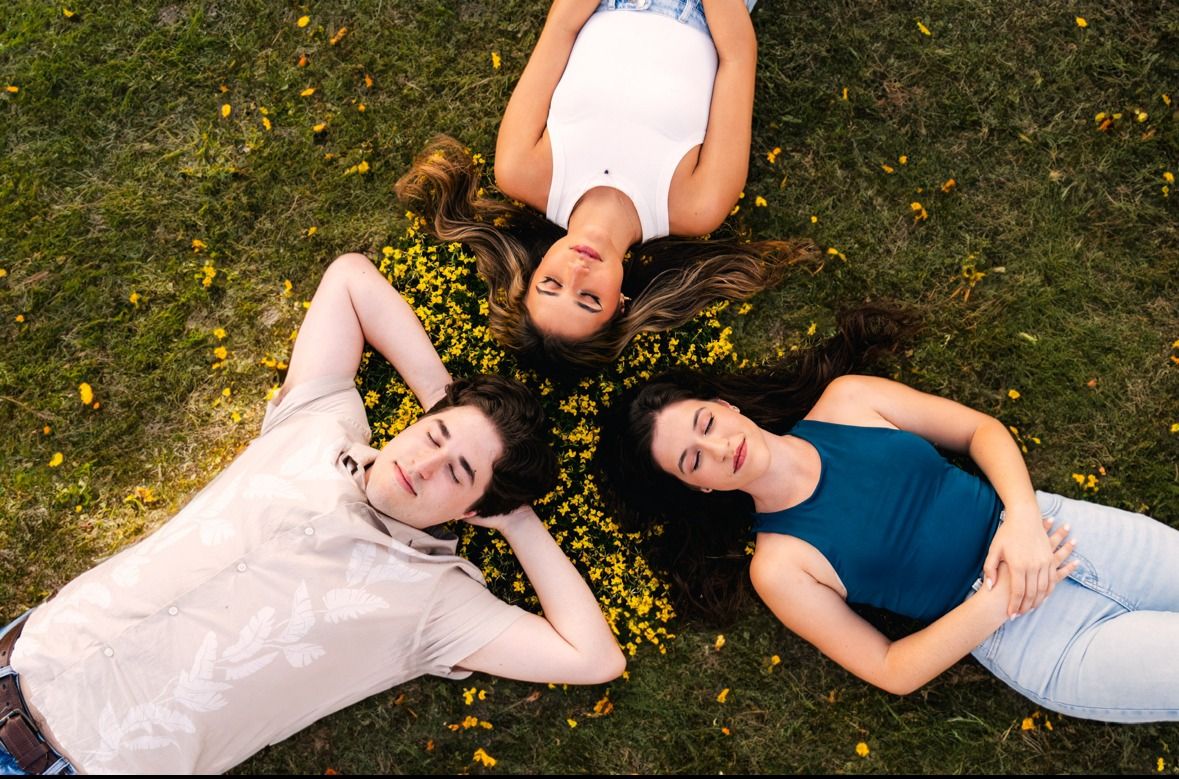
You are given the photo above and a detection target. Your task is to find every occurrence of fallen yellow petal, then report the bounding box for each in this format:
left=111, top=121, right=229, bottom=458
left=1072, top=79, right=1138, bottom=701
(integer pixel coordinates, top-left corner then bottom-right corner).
left=79, top=382, right=94, bottom=405
left=716, top=688, right=730, bottom=703
left=296, top=15, right=310, bottom=28
left=48, top=452, right=64, bottom=467
left=1075, top=16, right=1088, bottom=28
left=220, top=103, right=231, bottom=118
left=916, top=18, right=932, bottom=36
left=300, top=87, right=316, bottom=97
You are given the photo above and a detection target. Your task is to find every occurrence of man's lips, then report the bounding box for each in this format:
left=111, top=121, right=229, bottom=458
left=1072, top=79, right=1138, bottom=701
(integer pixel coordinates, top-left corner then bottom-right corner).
left=734, top=439, right=747, bottom=473
left=395, top=462, right=417, bottom=496
left=571, top=244, right=602, bottom=261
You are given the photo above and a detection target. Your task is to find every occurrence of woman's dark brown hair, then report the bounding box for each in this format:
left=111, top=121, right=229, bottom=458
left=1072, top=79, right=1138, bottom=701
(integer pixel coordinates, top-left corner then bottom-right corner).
left=396, top=136, right=817, bottom=371
left=594, top=305, right=915, bottom=623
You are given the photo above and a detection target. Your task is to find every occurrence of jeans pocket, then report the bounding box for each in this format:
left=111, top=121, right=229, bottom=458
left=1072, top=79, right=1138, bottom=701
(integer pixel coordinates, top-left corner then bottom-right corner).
left=1036, top=490, right=1064, bottom=520
left=974, top=622, right=1006, bottom=661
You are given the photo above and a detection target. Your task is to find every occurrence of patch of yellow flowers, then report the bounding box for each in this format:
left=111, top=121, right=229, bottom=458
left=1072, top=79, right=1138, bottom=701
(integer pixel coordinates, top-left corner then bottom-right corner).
left=357, top=218, right=749, bottom=656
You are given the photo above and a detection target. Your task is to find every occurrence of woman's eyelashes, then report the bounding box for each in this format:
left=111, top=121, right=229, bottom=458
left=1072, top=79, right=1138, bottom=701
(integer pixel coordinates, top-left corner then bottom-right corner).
left=690, top=413, right=715, bottom=472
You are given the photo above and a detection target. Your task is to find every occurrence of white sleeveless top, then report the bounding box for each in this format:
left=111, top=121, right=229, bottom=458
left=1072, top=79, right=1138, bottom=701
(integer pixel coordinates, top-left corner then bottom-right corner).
left=545, top=10, right=718, bottom=242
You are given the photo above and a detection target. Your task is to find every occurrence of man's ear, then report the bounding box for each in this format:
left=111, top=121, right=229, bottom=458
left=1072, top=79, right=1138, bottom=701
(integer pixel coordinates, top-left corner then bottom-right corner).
left=460, top=510, right=478, bottom=519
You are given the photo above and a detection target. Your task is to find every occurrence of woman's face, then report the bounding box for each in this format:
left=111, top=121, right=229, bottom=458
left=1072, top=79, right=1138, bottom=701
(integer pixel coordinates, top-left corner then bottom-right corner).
left=649, top=399, right=772, bottom=493
left=525, top=236, right=625, bottom=341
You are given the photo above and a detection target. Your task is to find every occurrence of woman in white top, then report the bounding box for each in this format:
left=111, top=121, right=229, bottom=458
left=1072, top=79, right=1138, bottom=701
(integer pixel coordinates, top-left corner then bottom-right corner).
left=397, top=1, right=815, bottom=370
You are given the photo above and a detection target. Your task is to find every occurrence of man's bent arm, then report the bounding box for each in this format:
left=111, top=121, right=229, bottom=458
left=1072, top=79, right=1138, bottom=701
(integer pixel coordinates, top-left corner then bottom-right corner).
left=456, top=506, right=626, bottom=684
left=283, top=253, right=451, bottom=408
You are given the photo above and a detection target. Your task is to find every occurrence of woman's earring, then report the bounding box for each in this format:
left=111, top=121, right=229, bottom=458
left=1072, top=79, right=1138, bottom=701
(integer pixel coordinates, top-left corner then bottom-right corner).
left=619, top=293, right=631, bottom=313
left=701, top=487, right=713, bottom=493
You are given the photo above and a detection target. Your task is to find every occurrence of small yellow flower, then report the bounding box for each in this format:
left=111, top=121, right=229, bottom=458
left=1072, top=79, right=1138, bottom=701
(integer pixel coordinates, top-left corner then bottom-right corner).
left=806, top=322, right=817, bottom=336
left=1007, top=389, right=1021, bottom=400
left=261, top=116, right=272, bottom=131
left=491, top=51, right=502, bottom=69
left=941, top=178, right=957, bottom=193
left=220, top=103, right=231, bottom=118
left=1163, top=94, right=1172, bottom=106
left=721, top=726, right=731, bottom=736
left=472, top=748, right=496, bottom=768
left=766, top=146, right=781, bottom=164
left=221, top=387, right=232, bottom=398
left=364, top=73, right=374, bottom=88
left=810, top=215, right=818, bottom=223
left=714, top=634, right=726, bottom=650
left=305, top=225, right=318, bottom=237
left=329, top=27, right=348, bottom=45
left=63, top=8, right=75, bottom=18
left=899, top=155, right=909, bottom=165
left=191, top=238, right=207, bottom=252
left=300, top=87, right=316, bottom=97
left=48, top=452, right=64, bottom=467
left=79, top=382, right=94, bottom=405
left=826, top=246, right=847, bottom=262
left=213, top=327, right=227, bottom=340
left=1075, top=16, right=1088, bottom=28
left=0, top=269, right=6, bottom=278
left=841, top=86, right=849, bottom=101
left=1159, top=757, right=1166, bottom=772
left=1136, top=111, right=1148, bottom=123
left=754, top=195, right=767, bottom=207
left=213, top=346, right=228, bottom=360
left=1164, top=172, right=1175, bottom=184
left=129, top=291, right=140, bottom=306
left=910, top=201, right=928, bottom=222
left=566, top=718, right=578, bottom=728
left=4, top=85, right=19, bottom=94
left=716, top=688, right=729, bottom=704
left=230, top=411, right=242, bottom=423
left=881, top=163, right=895, bottom=174
left=855, top=742, right=870, bottom=757
left=312, top=122, right=326, bottom=133
left=15, top=314, right=25, bottom=323
left=1021, top=717, right=1035, bottom=730
left=1169, top=422, right=1178, bottom=434
left=916, top=19, right=932, bottom=36
left=283, top=279, right=293, bottom=297
left=296, top=15, right=310, bottom=28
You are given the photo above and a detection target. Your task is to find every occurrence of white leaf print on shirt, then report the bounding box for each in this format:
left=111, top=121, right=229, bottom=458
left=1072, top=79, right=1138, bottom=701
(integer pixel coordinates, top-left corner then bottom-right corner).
left=221, top=607, right=275, bottom=663
left=223, top=651, right=279, bottom=680
left=174, top=633, right=230, bottom=712
left=281, top=643, right=326, bottom=667
left=344, top=542, right=377, bottom=586
left=276, top=581, right=315, bottom=644
left=323, top=588, right=389, bottom=623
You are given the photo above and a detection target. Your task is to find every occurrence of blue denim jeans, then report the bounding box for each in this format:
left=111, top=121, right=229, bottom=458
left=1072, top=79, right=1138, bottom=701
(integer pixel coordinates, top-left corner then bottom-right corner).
left=970, top=491, right=1179, bottom=722
left=0, top=613, right=74, bottom=775
left=598, top=0, right=757, bottom=36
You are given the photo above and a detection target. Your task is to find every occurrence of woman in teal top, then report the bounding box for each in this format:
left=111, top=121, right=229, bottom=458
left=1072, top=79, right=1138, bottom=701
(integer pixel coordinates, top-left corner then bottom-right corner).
left=597, top=310, right=1179, bottom=722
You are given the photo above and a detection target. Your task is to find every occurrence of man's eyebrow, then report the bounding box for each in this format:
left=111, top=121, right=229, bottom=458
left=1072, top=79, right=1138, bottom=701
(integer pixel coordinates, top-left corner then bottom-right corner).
left=437, top=419, right=450, bottom=439
left=459, top=456, right=475, bottom=482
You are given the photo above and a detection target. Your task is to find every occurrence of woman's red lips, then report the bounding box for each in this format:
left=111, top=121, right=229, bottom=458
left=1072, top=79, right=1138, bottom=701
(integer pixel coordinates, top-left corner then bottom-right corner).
left=571, top=245, right=602, bottom=261
left=734, top=439, right=747, bottom=473
left=395, top=462, right=417, bottom=496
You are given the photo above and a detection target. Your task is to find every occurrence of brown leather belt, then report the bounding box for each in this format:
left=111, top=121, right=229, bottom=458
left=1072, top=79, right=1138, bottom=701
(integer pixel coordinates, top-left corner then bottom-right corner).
left=0, top=612, right=59, bottom=774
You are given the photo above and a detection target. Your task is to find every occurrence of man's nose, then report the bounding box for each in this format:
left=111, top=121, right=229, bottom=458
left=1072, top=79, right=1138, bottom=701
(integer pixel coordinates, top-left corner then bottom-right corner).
left=414, top=448, right=446, bottom=479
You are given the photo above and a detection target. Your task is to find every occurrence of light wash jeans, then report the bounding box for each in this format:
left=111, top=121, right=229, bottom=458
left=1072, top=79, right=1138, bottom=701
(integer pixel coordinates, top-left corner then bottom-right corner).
left=598, top=0, right=758, bottom=36
left=970, top=491, right=1179, bottom=722
left=0, top=613, right=74, bottom=776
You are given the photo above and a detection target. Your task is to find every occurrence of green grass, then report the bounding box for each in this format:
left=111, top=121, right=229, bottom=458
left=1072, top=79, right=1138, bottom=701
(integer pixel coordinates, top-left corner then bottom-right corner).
left=2, top=0, right=1178, bottom=773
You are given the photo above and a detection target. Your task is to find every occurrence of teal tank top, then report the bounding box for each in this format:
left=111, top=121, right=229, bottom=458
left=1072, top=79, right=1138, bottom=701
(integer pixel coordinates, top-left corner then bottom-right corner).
left=751, top=420, right=1003, bottom=622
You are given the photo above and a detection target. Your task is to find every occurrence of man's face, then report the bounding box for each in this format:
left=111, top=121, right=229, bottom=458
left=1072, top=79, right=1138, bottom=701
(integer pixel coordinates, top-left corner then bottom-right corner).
left=365, top=405, right=502, bottom=528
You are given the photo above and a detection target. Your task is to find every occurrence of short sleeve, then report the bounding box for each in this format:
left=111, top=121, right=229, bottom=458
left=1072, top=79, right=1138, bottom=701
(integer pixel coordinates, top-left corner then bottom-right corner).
left=260, top=375, right=369, bottom=439
left=418, top=567, right=527, bottom=679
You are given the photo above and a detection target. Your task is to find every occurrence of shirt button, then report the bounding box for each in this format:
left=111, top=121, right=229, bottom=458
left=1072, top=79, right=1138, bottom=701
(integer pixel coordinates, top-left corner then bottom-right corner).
left=236, top=562, right=248, bottom=572
left=167, top=606, right=179, bottom=616
left=103, top=647, right=114, bottom=657
left=304, top=527, right=314, bottom=536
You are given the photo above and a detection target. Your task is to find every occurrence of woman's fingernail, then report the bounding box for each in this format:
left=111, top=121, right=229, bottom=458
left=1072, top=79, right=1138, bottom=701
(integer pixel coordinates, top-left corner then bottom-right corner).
left=985, top=578, right=994, bottom=590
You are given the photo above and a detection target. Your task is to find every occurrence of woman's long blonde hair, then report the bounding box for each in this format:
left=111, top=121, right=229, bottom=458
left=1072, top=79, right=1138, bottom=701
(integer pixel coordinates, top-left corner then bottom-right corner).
left=395, top=136, right=817, bottom=371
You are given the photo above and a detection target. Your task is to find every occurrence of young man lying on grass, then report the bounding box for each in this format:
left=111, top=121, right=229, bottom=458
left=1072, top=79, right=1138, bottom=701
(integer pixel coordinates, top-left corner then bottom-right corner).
left=0, top=253, right=625, bottom=774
